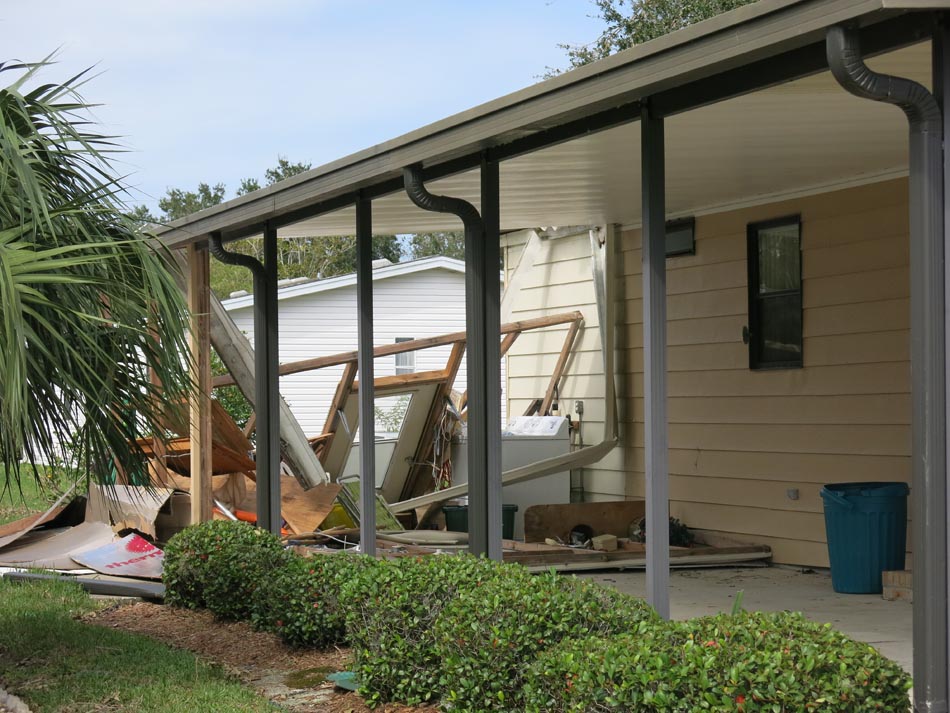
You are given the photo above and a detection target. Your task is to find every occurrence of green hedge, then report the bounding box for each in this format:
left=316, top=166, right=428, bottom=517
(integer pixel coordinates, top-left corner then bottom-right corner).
left=162, top=523, right=911, bottom=712
left=521, top=611, right=912, bottom=712
left=251, top=551, right=377, bottom=648
left=340, top=554, right=529, bottom=706
left=433, top=571, right=658, bottom=711
left=163, top=520, right=290, bottom=620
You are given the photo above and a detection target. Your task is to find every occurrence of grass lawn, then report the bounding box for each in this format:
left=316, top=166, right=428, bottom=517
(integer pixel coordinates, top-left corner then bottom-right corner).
left=0, top=468, right=79, bottom=525
left=0, top=578, right=275, bottom=712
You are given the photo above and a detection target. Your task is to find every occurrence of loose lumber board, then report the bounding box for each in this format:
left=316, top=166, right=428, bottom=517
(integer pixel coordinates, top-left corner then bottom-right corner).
left=523, top=500, right=646, bottom=543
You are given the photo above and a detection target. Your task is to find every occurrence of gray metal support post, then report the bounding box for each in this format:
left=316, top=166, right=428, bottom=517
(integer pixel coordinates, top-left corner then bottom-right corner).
left=475, top=156, right=503, bottom=560
left=827, top=25, right=947, bottom=711
left=356, top=195, right=377, bottom=555
left=641, top=104, right=671, bottom=620
left=257, top=221, right=282, bottom=534
left=938, top=20, right=950, bottom=712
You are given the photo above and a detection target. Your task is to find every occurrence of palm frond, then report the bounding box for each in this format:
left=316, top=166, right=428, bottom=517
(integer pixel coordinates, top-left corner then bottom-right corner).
left=0, top=58, right=193, bottom=492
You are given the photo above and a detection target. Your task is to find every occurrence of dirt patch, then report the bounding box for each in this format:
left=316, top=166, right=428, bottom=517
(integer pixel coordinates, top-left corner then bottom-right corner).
left=85, top=602, right=437, bottom=713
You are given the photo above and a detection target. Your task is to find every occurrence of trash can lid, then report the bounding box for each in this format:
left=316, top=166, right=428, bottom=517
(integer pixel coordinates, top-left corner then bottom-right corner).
left=822, top=482, right=909, bottom=498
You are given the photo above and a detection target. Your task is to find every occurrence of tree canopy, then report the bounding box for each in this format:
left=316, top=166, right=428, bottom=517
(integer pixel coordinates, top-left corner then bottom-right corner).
left=553, top=0, right=756, bottom=72
left=137, top=160, right=466, bottom=300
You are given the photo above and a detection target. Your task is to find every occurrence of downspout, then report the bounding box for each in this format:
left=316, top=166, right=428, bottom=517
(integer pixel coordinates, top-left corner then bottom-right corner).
left=208, top=233, right=281, bottom=534
left=827, top=25, right=947, bottom=712
left=403, top=165, right=484, bottom=237
left=403, top=163, right=501, bottom=555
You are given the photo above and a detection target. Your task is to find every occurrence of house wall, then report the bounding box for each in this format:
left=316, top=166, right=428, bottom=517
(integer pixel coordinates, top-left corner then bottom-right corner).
left=226, top=267, right=472, bottom=438
left=503, top=178, right=911, bottom=566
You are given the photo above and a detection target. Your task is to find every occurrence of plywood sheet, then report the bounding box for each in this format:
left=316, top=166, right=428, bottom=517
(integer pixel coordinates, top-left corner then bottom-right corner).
left=279, top=476, right=342, bottom=535
left=523, top=500, right=646, bottom=543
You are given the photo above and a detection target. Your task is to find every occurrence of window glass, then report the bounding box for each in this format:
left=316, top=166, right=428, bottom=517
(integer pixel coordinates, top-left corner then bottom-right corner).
left=757, top=224, right=800, bottom=294
left=394, top=337, right=414, bottom=374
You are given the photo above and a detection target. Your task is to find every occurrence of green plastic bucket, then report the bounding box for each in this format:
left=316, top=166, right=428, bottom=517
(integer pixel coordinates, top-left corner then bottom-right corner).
left=820, top=482, right=909, bottom=594
left=443, top=504, right=518, bottom=540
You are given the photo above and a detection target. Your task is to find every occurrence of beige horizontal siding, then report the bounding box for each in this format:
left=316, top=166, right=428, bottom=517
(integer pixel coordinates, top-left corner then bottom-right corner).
left=504, top=178, right=912, bottom=567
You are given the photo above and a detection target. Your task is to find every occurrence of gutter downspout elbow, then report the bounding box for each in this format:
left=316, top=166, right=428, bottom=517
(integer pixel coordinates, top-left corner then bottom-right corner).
left=209, top=233, right=266, bottom=295
left=826, top=25, right=940, bottom=132
left=402, top=165, right=485, bottom=240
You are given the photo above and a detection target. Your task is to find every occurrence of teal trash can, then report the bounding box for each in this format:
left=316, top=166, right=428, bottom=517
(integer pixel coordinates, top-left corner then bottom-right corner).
left=820, top=482, right=909, bottom=594
left=443, top=504, right=518, bottom=540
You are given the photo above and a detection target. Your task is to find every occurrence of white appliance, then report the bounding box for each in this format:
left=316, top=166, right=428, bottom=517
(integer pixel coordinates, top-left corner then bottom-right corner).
left=451, top=415, right=571, bottom=539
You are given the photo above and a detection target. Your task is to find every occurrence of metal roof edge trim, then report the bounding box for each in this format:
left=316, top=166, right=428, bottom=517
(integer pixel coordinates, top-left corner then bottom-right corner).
left=220, top=255, right=467, bottom=310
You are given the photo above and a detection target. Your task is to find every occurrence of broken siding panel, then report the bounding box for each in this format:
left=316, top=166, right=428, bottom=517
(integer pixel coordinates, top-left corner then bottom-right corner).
left=504, top=230, right=624, bottom=503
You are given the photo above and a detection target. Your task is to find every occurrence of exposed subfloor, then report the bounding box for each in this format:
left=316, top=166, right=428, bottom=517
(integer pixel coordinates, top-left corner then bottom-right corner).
left=582, top=566, right=912, bottom=673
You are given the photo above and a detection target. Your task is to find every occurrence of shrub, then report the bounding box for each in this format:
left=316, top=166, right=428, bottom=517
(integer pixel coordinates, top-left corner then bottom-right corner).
left=434, top=572, right=657, bottom=712
left=251, top=551, right=377, bottom=648
left=163, top=520, right=290, bottom=620
left=341, top=553, right=527, bottom=706
left=522, top=611, right=912, bottom=712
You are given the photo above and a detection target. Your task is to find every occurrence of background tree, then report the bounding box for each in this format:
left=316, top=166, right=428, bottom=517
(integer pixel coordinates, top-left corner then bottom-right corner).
left=552, top=0, right=756, bottom=72
left=0, top=59, right=193, bottom=489
left=408, top=231, right=465, bottom=261
left=137, top=158, right=406, bottom=299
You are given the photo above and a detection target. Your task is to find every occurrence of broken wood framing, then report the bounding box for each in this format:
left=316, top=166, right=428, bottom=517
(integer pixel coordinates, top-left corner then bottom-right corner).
left=171, top=249, right=328, bottom=488
left=211, top=311, right=584, bottom=388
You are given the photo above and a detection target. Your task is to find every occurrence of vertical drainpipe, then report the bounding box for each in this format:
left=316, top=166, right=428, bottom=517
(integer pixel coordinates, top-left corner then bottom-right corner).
left=355, top=194, right=377, bottom=555
left=209, top=227, right=282, bottom=535
left=827, top=25, right=947, bottom=712
left=403, top=164, right=502, bottom=558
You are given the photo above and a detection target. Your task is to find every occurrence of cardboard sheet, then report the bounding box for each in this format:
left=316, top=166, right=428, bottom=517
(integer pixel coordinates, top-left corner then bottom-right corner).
left=0, top=521, right=115, bottom=570
left=0, top=484, right=77, bottom=550
left=85, top=484, right=174, bottom=537
left=73, top=533, right=164, bottom=579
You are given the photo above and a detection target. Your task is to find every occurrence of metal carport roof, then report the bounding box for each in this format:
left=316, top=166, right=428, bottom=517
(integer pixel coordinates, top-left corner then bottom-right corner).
left=154, top=0, right=947, bottom=246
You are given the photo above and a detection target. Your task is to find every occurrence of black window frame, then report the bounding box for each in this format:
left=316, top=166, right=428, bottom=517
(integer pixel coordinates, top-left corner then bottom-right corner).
left=746, top=215, right=803, bottom=370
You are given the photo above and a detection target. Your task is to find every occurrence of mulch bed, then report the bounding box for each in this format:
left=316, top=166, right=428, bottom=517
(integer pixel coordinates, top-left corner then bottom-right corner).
left=84, top=602, right=438, bottom=713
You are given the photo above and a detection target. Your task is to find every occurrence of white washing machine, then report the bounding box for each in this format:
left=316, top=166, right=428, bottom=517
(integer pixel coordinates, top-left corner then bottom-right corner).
left=451, top=415, right=571, bottom=539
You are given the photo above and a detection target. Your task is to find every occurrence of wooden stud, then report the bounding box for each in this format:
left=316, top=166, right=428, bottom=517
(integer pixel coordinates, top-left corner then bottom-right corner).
left=540, top=318, right=582, bottom=415
left=188, top=243, right=213, bottom=525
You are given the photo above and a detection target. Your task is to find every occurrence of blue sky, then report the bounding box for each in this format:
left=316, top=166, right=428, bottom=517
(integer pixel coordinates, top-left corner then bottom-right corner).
left=4, top=1, right=604, bottom=214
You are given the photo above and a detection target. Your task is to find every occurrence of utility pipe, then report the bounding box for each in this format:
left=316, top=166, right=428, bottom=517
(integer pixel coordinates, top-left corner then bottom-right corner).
left=827, top=25, right=947, bottom=712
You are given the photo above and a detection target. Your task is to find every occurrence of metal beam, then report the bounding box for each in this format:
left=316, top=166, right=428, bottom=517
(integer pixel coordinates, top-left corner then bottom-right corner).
left=479, top=156, right=503, bottom=560
left=940, top=19, right=950, bottom=707
left=641, top=103, right=670, bottom=620
left=356, top=194, right=377, bottom=555
left=257, top=222, right=281, bottom=534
